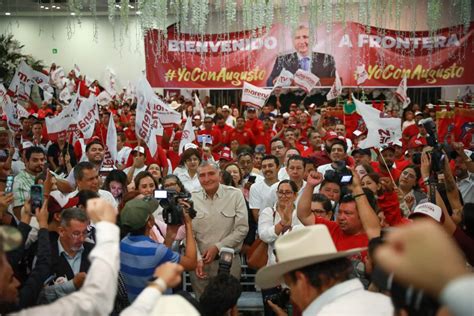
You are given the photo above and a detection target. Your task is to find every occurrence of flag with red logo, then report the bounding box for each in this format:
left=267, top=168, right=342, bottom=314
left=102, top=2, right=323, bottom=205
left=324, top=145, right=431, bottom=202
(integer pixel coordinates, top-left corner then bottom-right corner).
left=354, top=96, right=402, bottom=149
left=395, top=76, right=410, bottom=109
left=179, top=116, right=196, bottom=154
left=326, top=71, right=342, bottom=101
left=293, top=69, right=320, bottom=93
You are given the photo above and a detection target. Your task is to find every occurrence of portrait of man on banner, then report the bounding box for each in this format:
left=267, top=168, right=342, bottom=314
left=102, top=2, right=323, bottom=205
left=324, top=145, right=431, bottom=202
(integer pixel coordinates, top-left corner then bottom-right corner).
left=266, top=24, right=336, bottom=87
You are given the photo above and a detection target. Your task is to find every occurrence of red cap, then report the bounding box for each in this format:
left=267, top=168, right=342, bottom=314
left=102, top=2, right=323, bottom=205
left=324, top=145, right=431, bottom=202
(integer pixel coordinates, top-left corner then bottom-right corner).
left=323, top=131, right=339, bottom=141
left=219, top=147, right=232, bottom=161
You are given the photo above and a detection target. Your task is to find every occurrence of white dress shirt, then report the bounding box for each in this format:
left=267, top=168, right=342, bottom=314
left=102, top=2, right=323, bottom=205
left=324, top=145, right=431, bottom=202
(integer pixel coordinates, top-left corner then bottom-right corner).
left=303, top=278, right=393, bottom=316
left=12, top=222, right=120, bottom=316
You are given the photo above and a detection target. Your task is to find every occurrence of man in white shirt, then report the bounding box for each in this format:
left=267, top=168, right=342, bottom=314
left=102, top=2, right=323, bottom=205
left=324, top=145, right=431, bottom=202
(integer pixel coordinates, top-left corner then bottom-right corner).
left=116, top=132, right=132, bottom=170
left=123, top=146, right=147, bottom=183
left=249, top=155, right=280, bottom=222
left=66, top=161, right=117, bottom=208
left=255, top=225, right=393, bottom=316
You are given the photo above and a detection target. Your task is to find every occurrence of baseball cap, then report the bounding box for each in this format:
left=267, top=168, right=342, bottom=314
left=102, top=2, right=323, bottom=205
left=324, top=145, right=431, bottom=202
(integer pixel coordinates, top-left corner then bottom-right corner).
left=120, top=199, right=159, bottom=230
left=20, top=141, right=34, bottom=151
left=282, top=113, right=290, bottom=119
left=380, top=143, right=395, bottom=152
left=184, top=143, right=198, bottom=151
left=222, top=105, right=230, bottom=111
left=0, top=226, right=22, bottom=253
left=193, top=115, right=201, bottom=120
left=414, top=111, right=423, bottom=117
left=219, top=147, right=232, bottom=161
left=322, top=131, right=338, bottom=141
left=247, top=107, right=256, bottom=112
left=408, top=138, right=426, bottom=149
left=308, top=103, right=316, bottom=109
left=409, top=202, right=442, bottom=222
left=351, top=148, right=371, bottom=157
left=133, top=146, right=145, bottom=154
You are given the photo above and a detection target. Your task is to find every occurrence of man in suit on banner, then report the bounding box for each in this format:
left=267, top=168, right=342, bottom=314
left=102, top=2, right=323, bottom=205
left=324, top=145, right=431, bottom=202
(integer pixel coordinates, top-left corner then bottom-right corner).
left=267, top=25, right=336, bottom=87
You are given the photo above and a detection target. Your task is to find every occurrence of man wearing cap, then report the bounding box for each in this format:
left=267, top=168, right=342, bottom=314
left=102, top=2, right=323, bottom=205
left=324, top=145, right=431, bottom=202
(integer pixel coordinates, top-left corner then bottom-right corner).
left=221, top=105, right=235, bottom=127
left=193, top=114, right=203, bottom=131
left=228, top=117, right=255, bottom=147
left=255, top=226, right=393, bottom=315
left=120, top=198, right=197, bottom=302
left=205, top=103, right=216, bottom=119
left=190, top=161, right=249, bottom=298
left=372, top=144, right=402, bottom=182
left=123, top=146, right=147, bottom=183
left=453, top=143, right=474, bottom=203
left=351, top=148, right=372, bottom=166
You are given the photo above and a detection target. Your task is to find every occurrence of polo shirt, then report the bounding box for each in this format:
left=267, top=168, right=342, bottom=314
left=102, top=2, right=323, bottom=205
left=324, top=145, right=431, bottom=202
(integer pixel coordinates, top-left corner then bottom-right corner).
left=314, top=217, right=368, bottom=261
left=120, top=235, right=180, bottom=302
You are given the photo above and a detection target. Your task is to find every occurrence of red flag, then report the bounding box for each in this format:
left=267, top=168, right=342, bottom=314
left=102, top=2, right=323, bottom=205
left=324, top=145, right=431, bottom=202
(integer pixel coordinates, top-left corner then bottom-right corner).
left=454, top=107, right=474, bottom=142
left=436, top=110, right=455, bottom=144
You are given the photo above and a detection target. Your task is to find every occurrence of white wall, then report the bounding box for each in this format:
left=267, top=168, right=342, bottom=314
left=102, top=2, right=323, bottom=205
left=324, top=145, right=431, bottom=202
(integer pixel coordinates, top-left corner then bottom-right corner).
left=0, top=15, right=148, bottom=89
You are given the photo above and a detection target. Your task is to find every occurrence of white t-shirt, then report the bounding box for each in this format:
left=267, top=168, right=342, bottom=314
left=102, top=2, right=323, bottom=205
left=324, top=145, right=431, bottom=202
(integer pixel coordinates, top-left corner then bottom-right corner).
left=123, top=165, right=147, bottom=181
left=278, top=167, right=289, bottom=181
left=248, top=179, right=277, bottom=212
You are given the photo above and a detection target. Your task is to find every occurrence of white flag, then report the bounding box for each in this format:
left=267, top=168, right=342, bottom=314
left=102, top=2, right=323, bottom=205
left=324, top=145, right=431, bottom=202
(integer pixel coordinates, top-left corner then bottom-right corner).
left=241, top=82, right=272, bottom=108
left=59, top=87, right=72, bottom=103
left=0, top=84, right=9, bottom=107
left=4, top=100, right=21, bottom=132
left=273, top=68, right=294, bottom=88
left=136, top=77, right=181, bottom=126
left=355, top=64, right=369, bottom=85
left=326, top=71, right=342, bottom=101
left=8, top=61, right=34, bottom=100
left=97, top=90, right=113, bottom=106
left=74, top=64, right=81, bottom=77
left=51, top=67, right=65, bottom=89
left=45, top=96, right=79, bottom=140
left=31, top=69, right=54, bottom=95
left=179, top=116, right=196, bottom=155
left=354, top=96, right=402, bottom=149
left=104, top=67, right=117, bottom=97
left=106, top=112, right=118, bottom=164
left=395, top=76, right=411, bottom=109
left=75, top=95, right=99, bottom=139
left=293, top=69, right=320, bottom=93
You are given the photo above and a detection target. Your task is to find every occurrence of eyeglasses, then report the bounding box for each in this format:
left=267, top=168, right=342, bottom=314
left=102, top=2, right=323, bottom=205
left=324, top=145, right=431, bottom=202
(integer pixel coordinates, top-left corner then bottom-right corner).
left=277, top=191, right=295, bottom=197
left=70, top=231, right=88, bottom=240
left=163, top=182, right=178, bottom=188
left=271, top=145, right=284, bottom=150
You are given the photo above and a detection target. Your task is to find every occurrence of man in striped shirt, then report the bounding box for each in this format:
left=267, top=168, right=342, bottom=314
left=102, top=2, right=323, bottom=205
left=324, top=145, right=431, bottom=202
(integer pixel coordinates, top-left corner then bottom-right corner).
left=119, top=198, right=197, bottom=302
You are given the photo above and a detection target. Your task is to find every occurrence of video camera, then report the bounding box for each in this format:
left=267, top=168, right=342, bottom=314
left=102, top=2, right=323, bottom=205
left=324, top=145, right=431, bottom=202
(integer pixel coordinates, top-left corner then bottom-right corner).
left=154, top=190, right=196, bottom=225
left=217, top=247, right=235, bottom=275
left=324, top=161, right=352, bottom=185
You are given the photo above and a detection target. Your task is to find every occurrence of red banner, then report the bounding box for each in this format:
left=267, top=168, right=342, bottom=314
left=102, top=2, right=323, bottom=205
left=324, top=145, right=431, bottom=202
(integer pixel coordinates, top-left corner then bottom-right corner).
left=145, top=22, right=474, bottom=89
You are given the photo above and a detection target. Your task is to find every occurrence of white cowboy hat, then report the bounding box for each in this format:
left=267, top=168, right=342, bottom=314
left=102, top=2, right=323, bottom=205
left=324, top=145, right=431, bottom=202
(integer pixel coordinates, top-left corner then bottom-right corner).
left=170, top=100, right=181, bottom=110
left=255, top=225, right=365, bottom=289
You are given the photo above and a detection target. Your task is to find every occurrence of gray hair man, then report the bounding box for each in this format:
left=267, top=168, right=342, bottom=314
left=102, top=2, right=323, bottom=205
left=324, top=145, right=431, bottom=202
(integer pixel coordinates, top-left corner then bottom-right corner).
left=189, top=161, right=249, bottom=298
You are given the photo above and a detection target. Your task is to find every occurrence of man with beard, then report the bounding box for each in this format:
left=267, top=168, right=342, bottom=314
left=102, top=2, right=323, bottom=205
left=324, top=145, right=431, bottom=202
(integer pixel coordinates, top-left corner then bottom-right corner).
left=66, top=140, right=105, bottom=188
left=249, top=155, right=280, bottom=221
left=13, top=146, right=46, bottom=218
left=372, top=144, right=401, bottom=182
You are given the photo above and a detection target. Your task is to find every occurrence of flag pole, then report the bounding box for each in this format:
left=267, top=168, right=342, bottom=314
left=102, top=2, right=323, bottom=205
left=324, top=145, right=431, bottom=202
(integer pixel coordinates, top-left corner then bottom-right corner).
left=377, top=148, right=397, bottom=188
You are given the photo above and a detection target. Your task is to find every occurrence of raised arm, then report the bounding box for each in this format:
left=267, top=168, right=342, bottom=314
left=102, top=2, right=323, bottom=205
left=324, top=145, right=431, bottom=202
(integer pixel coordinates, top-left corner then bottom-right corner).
left=297, top=171, right=322, bottom=226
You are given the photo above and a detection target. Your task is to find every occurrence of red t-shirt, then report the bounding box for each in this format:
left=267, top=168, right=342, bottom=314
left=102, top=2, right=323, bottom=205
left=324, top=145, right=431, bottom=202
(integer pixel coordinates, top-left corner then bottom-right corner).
left=244, top=118, right=264, bottom=136
left=213, top=124, right=234, bottom=147
left=228, top=128, right=255, bottom=146
left=314, top=217, right=368, bottom=261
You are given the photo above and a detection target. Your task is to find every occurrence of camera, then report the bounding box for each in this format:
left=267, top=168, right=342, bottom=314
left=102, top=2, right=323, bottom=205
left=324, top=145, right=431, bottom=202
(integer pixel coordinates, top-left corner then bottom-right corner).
left=217, top=247, right=234, bottom=275
left=156, top=190, right=196, bottom=225
left=265, top=288, right=291, bottom=309
left=324, top=161, right=352, bottom=185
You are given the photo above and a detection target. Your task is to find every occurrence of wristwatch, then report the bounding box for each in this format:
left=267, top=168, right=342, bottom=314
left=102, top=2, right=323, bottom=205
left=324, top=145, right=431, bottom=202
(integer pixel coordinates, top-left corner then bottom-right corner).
left=148, top=277, right=167, bottom=293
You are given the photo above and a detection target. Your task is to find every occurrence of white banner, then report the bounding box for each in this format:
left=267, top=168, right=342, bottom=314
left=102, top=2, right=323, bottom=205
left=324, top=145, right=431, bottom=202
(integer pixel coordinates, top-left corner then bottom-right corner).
left=179, top=116, right=196, bottom=155
left=45, top=96, right=79, bottom=139
left=241, top=82, right=272, bottom=108
left=31, top=69, right=54, bottom=95
left=8, top=61, right=33, bottom=100
left=326, top=70, right=342, bottom=101
left=0, top=84, right=9, bottom=107
left=273, top=68, right=294, bottom=88
left=103, top=113, right=118, bottom=169
left=293, top=69, right=320, bottom=93
left=4, top=101, right=21, bottom=132
left=395, top=76, right=411, bottom=109
left=51, top=67, right=65, bottom=89
left=354, top=96, right=402, bottom=149
left=75, top=95, right=99, bottom=139
left=59, top=87, right=72, bottom=103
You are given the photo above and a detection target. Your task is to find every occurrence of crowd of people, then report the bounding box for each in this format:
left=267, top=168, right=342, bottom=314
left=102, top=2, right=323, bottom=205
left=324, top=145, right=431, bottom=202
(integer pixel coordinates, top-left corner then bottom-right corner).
left=0, top=63, right=473, bottom=316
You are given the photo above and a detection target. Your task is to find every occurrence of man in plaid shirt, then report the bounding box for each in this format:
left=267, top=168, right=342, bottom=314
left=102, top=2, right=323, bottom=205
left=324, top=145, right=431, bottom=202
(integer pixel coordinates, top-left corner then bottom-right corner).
left=12, top=146, right=46, bottom=218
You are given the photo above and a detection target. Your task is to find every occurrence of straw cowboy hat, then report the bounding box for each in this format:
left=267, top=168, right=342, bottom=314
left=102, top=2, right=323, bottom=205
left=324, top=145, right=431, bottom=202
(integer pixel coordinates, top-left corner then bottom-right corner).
left=170, top=100, right=181, bottom=110
left=255, top=225, right=366, bottom=289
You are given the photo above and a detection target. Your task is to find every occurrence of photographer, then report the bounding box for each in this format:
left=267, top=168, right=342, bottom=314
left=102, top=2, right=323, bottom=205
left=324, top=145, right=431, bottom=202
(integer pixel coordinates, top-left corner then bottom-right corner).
left=119, top=198, right=197, bottom=302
